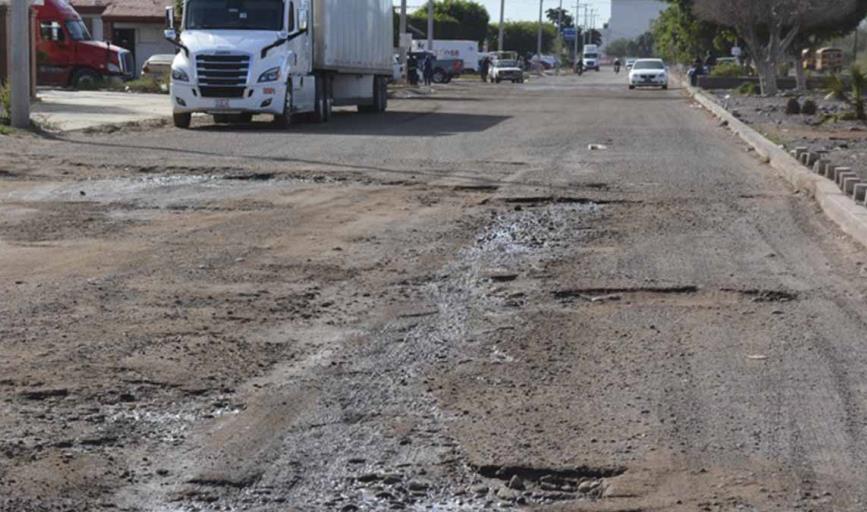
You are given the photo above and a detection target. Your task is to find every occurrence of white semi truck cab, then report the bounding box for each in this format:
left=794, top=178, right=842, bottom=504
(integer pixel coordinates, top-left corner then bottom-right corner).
left=163, top=0, right=393, bottom=128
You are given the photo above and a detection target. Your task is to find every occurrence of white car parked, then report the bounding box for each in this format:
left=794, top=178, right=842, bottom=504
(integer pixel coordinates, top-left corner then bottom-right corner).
left=628, top=59, right=669, bottom=90
left=489, top=59, right=524, bottom=84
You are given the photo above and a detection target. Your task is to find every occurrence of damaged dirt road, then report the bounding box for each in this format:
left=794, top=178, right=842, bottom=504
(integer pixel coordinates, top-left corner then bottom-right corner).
left=3, top=71, right=867, bottom=511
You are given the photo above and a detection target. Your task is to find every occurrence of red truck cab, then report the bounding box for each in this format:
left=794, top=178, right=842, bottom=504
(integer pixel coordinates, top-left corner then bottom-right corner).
left=34, top=0, right=133, bottom=87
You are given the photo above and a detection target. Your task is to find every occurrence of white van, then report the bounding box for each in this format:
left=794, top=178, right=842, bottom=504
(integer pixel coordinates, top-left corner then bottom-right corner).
left=413, top=39, right=480, bottom=72
left=583, top=44, right=600, bottom=71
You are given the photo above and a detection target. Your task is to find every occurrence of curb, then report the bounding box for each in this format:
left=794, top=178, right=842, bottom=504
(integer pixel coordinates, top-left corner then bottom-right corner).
left=680, top=78, right=867, bottom=249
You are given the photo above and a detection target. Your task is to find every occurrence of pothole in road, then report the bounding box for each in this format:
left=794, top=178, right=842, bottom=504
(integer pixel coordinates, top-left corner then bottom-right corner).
left=474, top=464, right=627, bottom=502
left=553, top=286, right=801, bottom=305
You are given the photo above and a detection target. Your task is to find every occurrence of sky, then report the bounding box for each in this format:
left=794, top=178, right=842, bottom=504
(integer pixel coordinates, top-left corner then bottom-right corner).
left=393, top=1, right=612, bottom=27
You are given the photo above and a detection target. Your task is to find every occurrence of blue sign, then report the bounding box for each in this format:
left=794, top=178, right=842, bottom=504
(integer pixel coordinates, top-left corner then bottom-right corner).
left=561, top=27, right=577, bottom=42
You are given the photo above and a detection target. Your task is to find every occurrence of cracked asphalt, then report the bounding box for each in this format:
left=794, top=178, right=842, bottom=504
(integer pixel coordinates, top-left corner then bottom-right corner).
left=3, top=70, right=867, bottom=511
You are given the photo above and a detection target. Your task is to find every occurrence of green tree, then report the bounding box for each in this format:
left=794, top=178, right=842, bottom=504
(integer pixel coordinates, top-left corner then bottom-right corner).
left=409, top=0, right=490, bottom=44
left=606, top=38, right=632, bottom=59
left=546, top=7, right=574, bottom=29
left=652, top=0, right=728, bottom=65
left=487, top=22, right=558, bottom=56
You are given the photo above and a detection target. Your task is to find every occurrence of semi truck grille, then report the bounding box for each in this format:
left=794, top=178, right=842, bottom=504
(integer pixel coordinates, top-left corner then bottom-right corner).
left=196, top=54, right=250, bottom=87
left=199, top=86, right=246, bottom=98
left=121, top=52, right=134, bottom=75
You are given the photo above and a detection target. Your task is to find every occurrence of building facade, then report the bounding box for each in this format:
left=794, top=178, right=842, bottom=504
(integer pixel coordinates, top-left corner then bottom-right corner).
left=71, top=0, right=173, bottom=77
left=602, top=0, right=666, bottom=53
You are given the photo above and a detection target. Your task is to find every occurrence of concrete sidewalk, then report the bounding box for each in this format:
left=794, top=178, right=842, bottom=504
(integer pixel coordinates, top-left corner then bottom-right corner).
left=31, top=89, right=172, bottom=132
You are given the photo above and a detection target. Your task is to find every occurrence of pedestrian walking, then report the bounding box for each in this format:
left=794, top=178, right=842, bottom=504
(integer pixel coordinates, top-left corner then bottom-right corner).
left=423, top=54, right=434, bottom=86
left=480, top=56, right=490, bottom=83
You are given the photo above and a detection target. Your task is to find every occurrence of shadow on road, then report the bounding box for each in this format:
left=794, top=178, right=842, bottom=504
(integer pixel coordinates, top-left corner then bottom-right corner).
left=188, top=110, right=509, bottom=137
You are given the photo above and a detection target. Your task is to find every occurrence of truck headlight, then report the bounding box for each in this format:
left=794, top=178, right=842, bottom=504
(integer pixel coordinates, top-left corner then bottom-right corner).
left=258, top=67, right=281, bottom=83
left=172, top=68, right=190, bottom=82
left=107, top=62, right=121, bottom=73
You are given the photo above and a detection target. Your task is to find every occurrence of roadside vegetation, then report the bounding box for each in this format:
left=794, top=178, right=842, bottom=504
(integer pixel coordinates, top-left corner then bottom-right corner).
left=0, top=82, right=10, bottom=127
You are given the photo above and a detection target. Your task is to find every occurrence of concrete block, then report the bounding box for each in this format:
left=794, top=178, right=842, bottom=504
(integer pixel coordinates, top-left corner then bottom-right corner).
left=843, top=176, right=862, bottom=195
left=852, top=183, right=867, bottom=203
left=820, top=161, right=834, bottom=177
left=795, top=146, right=809, bottom=159
left=806, top=152, right=819, bottom=167
left=837, top=172, right=856, bottom=189
left=813, top=159, right=829, bottom=175
left=832, top=166, right=853, bottom=182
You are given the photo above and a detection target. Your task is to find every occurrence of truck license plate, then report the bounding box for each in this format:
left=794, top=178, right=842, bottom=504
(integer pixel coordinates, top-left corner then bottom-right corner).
left=215, top=98, right=230, bottom=109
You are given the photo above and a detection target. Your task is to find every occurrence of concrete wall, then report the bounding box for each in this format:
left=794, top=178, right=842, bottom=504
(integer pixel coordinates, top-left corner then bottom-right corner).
left=603, top=0, right=666, bottom=52
left=697, top=76, right=833, bottom=91
left=1, top=6, right=7, bottom=85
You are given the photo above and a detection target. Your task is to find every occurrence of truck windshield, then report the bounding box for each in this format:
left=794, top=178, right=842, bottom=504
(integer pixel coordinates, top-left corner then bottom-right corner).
left=186, top=0, right=284, bottom=30
left=584, top=53, right=598, bottom=59
left=65, top=20, right=91, bottom=41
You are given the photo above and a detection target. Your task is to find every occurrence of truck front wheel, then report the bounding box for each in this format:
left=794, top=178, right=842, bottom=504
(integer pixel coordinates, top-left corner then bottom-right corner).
left=173, top=113, right=192, bottom=129
left=273, top=86, right=292, bottom=128
left=72, top=69, right=102, bottom=89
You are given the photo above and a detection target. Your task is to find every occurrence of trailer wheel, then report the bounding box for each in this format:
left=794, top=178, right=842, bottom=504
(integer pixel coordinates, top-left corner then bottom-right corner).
left=72, top=69, right=102, bottom=89
left=173, top=113, right=192, bottom=129
left=358, top=76, right=387, bottom=113
left=312, top=75, right=331, bottom=123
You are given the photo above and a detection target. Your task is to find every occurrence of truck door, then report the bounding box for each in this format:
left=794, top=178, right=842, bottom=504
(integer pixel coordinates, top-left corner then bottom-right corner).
left=36, top=20, right=73, bottom=86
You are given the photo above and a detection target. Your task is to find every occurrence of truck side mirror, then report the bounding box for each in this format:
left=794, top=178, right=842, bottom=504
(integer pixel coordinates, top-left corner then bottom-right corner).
left=297, top=8, right=308, bottom=31
left=165, top=6, right=175, bottom=29
left=164, top=28, right=177, bottom=41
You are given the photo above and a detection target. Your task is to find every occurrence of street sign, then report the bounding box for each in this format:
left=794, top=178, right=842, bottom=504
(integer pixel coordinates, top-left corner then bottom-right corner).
left=561, top=27, right=577, bottom=42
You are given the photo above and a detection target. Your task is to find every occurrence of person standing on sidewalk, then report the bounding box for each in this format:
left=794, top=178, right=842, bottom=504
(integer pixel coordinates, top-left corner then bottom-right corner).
left=423, top=54, right=434, bottom=86
left=480, top=56, right=491, bottom=82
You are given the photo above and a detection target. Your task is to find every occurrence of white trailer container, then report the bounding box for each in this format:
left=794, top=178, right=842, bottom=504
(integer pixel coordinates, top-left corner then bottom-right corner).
left=164, top=0, right=393, bottom=128
left=412, top=39, right=480, bottom=72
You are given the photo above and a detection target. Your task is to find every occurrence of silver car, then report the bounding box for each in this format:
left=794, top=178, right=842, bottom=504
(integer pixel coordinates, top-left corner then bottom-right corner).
left=141, top=54, right=175, bottom=80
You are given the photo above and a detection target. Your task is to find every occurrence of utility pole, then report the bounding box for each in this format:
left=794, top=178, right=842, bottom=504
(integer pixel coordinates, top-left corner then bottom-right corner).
left=10, top=0, right=31, bottom=129
left=537, top=0, right=543, bottom=61
left=573, top=1, right=582, bottom=68
left=427, top=0, right=434, bottom=51
left=498, top=0, right=505, bottom=52
left=399, top=0, right=408, bottom=81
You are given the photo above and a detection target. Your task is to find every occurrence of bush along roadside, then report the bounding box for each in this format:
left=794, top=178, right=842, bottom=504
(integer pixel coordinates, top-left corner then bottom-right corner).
left=0, top=82, right=10, bottom=126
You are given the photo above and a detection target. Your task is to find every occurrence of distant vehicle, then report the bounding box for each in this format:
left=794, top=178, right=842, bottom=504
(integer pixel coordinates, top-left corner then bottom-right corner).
left=628, top=59, right=668, bottom=90
left=166, top=0, right=394, bottom=129
left=802, top=47, right=844, bottom=73
left=488, top=59, right=524, bottom=84
left=625, top=58, right=637, bottom=69
left=408, top=51, right=463, bottom=84
left=582, top=45, right=600, bottom=71
left=141, top=54, right=174, bottom=80
left=33, top=0, right=133, bottom=87
left=532, top=54, right=558, bottom=70
left=413, top=40, right=480, bottom=73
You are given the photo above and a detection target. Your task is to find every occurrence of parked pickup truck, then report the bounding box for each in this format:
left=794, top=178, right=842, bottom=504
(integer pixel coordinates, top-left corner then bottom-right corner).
left=408, top=50, right=463, bottom=84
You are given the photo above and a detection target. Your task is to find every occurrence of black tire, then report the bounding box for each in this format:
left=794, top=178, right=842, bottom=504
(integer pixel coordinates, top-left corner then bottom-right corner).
left=495, top=77, right=501, bottom=84
left=662, top=85, right=668, bottom=90
left=273, top=84, right=292, bottom=128
left=432, top=69, right=446, bottom=84
left=629, top=85, right=635, bottom=90
left=311, top=75, right=329, bottom=123
left=358, top=76, right=387, bottom=114
left=377, top=76, right=388, bottom=113
left=72, top=68, right=102, bottom=89
left=173, top=113, right=192, bottom=129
